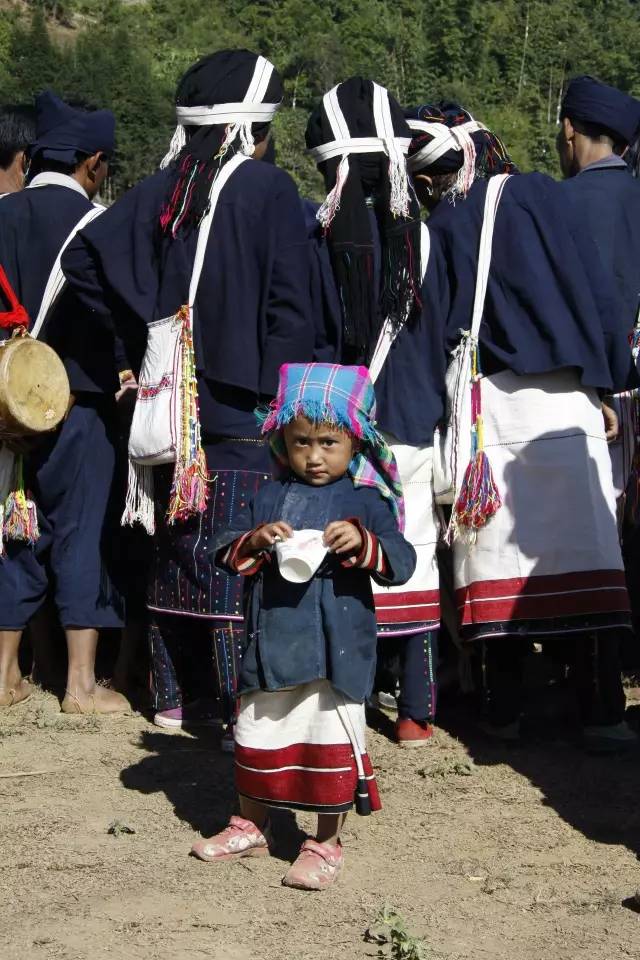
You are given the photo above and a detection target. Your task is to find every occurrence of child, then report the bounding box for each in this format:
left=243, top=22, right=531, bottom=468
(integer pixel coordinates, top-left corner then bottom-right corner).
left=190, top=363, right=416, bottom=890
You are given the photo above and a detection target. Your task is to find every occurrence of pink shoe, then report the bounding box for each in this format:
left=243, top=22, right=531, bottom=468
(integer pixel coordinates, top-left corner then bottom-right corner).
left=190, top=815, right=271, bottom=862
left=281, top=839, right=344, bottom=890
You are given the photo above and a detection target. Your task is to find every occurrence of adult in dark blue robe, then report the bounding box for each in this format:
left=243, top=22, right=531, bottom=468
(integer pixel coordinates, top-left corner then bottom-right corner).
left=556, top=76, right=640, bottom=663
left=63, top=51, right=314, bottom=732
left=306, top=78, right=440, bottom=747
left=0, top=91, right=126, bottom=713
left=404, top=101, right=638, bottom=750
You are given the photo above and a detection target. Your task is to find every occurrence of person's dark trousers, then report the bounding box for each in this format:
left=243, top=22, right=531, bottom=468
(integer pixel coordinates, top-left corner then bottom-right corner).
left=148, top=613, right=242, bottom=724
left=569, top=631, right=626, bottom=726
left=376, top=629, right=438, bottom=722
left=481, top=636, right=528, bottom=727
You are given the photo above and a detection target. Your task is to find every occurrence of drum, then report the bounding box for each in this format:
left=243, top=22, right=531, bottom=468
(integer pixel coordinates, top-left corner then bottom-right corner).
left=0, top=332, right=70, bottom=437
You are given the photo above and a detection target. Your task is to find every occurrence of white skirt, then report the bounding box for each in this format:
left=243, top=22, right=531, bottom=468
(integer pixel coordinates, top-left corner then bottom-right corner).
left=373, top=439, right=440, bottom=636
left=454, top=370, right=630, bottom=641
left=234, top=680, right=381, bottom=814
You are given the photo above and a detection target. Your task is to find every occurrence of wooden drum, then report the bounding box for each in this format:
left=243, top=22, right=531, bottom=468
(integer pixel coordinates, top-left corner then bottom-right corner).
left=0, top=332, right=70, bottom=438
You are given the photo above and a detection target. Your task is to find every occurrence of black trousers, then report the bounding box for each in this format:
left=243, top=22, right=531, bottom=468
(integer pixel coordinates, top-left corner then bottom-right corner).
left=482, top=631, right=627, bottom=728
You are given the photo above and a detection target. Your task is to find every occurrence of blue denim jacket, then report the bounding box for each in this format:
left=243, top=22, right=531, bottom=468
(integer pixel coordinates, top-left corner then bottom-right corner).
left=213, top=475, right=416, bottom=702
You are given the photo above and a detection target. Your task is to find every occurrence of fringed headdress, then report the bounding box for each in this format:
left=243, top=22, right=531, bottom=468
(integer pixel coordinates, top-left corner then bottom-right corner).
left=306, top=78, right=422, bottom=365
left=260, top=362, right=405, bottom=531
left=160, top=50, right=283, bottom=237
left=405, top=102, right=516, bottom=201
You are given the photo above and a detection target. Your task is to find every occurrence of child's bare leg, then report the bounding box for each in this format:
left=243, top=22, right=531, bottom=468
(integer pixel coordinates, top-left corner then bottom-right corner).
left=239, top=796, right=270, bottom=829
left=316, top=812, right=346, bottom=845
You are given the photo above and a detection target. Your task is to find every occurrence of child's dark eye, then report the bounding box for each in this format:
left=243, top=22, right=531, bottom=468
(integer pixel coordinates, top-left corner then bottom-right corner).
left=322, top=440, right=336, bottom=447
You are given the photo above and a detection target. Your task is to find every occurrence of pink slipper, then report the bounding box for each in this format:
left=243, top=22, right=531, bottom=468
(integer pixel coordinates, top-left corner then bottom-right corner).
left=281, top=838, right=344, bottom=890
left=190, top=815, right=271, bottom=862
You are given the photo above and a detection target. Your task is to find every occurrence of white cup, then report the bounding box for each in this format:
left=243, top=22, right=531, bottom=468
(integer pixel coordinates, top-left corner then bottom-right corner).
left=275, top=529, right=328, bottom=584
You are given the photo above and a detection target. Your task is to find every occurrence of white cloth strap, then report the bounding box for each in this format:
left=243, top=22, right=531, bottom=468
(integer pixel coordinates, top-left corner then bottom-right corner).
left=175, top=103, right=279, bottom=125
left=31, top=205, right=104, bottom=340
left=407, top=118, right=484, bottom=173
left=368, top=222, right=431, bottom=384
left=470, top=174, right=510, bottom=341
left=187, top=154, right=248, bottom=311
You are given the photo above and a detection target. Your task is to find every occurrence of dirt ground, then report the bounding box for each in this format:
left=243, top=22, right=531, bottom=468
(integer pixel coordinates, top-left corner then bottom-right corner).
left=2, top=682, right=640, bottom=960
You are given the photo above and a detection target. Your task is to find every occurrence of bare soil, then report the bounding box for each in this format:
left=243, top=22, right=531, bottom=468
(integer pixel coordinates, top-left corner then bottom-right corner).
left=2, top=686, right=640, bottom=960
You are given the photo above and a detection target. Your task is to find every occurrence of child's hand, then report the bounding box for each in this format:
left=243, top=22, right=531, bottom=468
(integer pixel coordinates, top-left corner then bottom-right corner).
left=242, top=521, right=294, bottom=556
left=323, top=520, right=363, bottom=556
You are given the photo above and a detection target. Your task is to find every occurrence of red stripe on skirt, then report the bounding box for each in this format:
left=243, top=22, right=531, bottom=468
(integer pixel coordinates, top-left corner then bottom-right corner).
left=456, top=570, right=630, bottom=626
left=235, top=743, right=382, bottom=812
left=375, top=590, right=440, bottom=623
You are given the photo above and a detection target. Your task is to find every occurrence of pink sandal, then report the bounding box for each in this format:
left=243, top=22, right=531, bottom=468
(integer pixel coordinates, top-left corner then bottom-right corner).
left=281, top=838, right=344, bottom=890
left=190, top=815, right=272, bottom=862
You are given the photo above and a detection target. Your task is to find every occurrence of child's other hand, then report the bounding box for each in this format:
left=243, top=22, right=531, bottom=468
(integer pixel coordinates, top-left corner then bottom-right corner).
left=323, top=520, right=363, bottom=556
left=244, top=521, right=294, bottom=554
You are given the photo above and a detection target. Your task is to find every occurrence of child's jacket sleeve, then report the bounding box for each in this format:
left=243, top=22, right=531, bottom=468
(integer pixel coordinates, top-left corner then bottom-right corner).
left=212, top=501, right=270, bottom=577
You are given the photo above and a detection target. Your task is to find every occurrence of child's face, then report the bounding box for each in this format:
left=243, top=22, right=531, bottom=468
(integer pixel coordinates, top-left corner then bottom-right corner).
left=283, top=416, right=357, bottom=486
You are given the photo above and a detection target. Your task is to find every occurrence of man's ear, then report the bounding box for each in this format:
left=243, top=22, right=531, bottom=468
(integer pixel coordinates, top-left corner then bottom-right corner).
left=414, top=173, right=433, bottom=195
left=85, top=150, right=104, bottom=181
left=561, top=116, right=575, bottom=144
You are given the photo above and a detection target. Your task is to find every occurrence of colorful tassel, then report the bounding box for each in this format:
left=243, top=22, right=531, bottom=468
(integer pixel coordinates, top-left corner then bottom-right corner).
left=451, top=349, right=501, bottom=541
left=2, top=456, right=39, bottom=545
left=167, top=305, right=209, bottom=524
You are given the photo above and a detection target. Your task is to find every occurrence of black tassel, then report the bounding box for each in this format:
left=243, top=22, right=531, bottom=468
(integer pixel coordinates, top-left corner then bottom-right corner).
left=355, top=777, right=372, bottom=816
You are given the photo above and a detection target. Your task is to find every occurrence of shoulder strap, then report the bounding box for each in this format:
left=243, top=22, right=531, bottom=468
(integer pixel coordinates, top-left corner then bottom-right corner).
left=470, top=173, right=510, bottom=340
left=31, top=205, right=105, bottom=340
left=368, top=221, right=431, bottom=384
left=188, top=154, right=249, bottom=312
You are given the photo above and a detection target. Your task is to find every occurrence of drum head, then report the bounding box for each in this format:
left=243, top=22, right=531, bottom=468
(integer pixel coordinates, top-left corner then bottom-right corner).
left=0, top=336, right=70, bottom=435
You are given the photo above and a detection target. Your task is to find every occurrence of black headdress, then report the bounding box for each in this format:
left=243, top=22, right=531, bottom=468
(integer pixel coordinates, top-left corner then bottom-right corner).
left=160, top=49, right=283, bottom=237
left=306, top=77, right=422, bottom=365
left=405, top=101, right=517, bottom=197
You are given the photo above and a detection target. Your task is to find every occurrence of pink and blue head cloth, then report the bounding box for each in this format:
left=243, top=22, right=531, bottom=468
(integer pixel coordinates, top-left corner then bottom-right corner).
left=260, top=363, right=405, bottom=531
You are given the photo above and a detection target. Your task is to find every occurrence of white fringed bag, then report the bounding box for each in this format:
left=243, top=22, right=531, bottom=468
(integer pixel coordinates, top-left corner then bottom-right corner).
left=123, top=153, right=249, bottom=535
left=432, top=174, right=511, bottom=507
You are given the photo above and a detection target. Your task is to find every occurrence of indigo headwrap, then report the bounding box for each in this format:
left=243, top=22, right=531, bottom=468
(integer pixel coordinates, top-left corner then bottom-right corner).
left=30, top=90, right=115, bottom=166
left=306, top=78, right=422, bottom=365
left=160, top=49, right=283, bottom=237
left=405, top=101, right=516, bottom=198
left=260, top=363, right=405, bottom=530
left=561, top=75, right=640, bottom=146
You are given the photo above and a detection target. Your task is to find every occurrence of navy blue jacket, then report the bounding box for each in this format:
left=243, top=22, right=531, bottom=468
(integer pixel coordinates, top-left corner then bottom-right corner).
left=214, top=475, right=416, bottom=702
left=63, top=158, right=315, bottom=440
left=430, top=173, right=638, bottom=393
left=560, top=156, right=640, bottom=333
left=0, top=184, right=119, bottom=393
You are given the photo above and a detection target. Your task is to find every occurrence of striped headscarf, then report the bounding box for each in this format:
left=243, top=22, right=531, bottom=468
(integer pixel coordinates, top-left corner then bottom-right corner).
left=260, top=363, right=405, bottom=530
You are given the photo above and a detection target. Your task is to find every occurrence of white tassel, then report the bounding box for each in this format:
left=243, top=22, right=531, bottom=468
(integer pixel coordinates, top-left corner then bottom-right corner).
left=239, top=122, right=255, bottom=155
left=316, top=154, right=350, bottom=230
left=122, top=460, right=156, bottom=535
left=160, top=124, right=187, bottom=170
left=386, top=140, right=410, bottom=219
left=450, top=127, right=477, bottom=199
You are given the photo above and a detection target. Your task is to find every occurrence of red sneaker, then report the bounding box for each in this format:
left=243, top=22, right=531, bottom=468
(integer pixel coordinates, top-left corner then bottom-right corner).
left=395, top=717, right=434, bottom=748
left=282, top=839, right=344, bottom=890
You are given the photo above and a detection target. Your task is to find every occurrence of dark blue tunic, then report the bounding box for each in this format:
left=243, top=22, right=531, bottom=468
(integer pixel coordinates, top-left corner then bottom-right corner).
left=214, top=475, right=417, bottom=702
left=559, top=156, right=640, bottom=331
left=0, top=185, right=119, bottom=393
left=63, top=159, right=315, bottom=447
left=0, top=181, right=123, bottom=629
left=430, top=173, right=638, bottom=393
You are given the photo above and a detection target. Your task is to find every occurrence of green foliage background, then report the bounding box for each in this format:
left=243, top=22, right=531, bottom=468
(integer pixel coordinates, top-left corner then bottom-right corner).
left=5, top=0, right=640, bottom=198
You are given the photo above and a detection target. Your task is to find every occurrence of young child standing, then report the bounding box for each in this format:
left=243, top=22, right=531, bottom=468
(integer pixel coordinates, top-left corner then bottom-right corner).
left=190, top=363, right=416, bottom=890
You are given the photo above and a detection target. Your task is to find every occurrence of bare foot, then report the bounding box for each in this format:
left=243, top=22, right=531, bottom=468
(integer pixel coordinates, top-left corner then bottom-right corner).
left=61, top=686, right=131, bottom=715
left=0, top=677, right=33, bottom=708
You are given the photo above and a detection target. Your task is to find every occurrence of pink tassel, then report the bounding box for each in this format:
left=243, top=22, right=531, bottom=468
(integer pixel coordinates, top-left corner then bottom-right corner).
left=167, top=447, right=209, bottom=524
left=453, top=449, right=501, bottom=534
left=3, top=489, right=39, bottom=545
